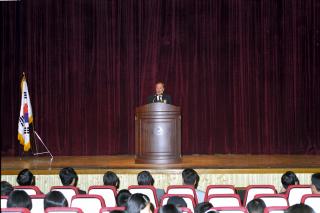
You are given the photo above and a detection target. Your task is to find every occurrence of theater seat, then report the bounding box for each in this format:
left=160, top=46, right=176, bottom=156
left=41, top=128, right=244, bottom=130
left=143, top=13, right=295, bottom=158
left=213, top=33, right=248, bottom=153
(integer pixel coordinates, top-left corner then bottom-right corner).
left=301, top=194, right=320, bottom=212
left=99, top=207, right=126, bottom=213
left=213, top=207, right=248, bottom=213
left=207, top=194, right=241, bottom=208
left=286, top=185, right=312, bottom=206
left=30, top=194, right=45, bottom=213
left=205, top=185, right=236, bottom=201
left=253, top=194, right=288, bottom=207
left=1, top=196, right=8, bottom=208
left=14, top=186, right=42, bottom=195
left=45, top=207, right=83, bottom=213
left=244, top=185, right=276, bottom=206
left=88, top=186, right=117, bottom=207
left=71, top=194, right=106, bottom=213
left=161, top=194, right=196, bottom=212
left=166, top=185, right=198, bottom=204
left=263, top=206, right=288, bottom=213
left=50, top=186, right=79, bottom=207
left=0, top=208, right=31, bottom=213
left=128, top=185, right=159, bottom=207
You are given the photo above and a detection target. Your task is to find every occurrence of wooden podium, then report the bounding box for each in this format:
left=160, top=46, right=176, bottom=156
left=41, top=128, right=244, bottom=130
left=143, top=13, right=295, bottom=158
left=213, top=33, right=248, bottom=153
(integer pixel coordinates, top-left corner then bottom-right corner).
left=135, top=103, right=181, bottom=164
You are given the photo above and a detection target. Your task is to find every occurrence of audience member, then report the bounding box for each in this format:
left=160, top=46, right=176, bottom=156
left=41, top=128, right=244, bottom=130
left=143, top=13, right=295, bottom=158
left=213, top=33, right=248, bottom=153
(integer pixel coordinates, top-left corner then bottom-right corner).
left=167, top=196, right=187, bottom=208
left=137, top=170, right=165, bottom=202
left=287, top=204, right=315, bottom=213
left=44, top=191, right=68, bottom=209
left=103, top=171, right=120, bottom=189
left=59, top=167, right=86, bottom=194
left=7, top=190, right=32, bottom=210
left=182, top=168, right=205, bottom=202
left=280, top=171, right=299, bottom=193
left=194, top=202, right=213, bottom=213
left=247, top=198, right=266, bottom=213
left=17, top=169, right=35, bottom=186
left=127, top=193, right=152, bottom=213
left=116, top=189, right=132, bottom=207
left=311, top=173, right=320, bottom=194
left=1, top=181, right=14, bottom=196
left=159, top=204, right=181, bottom=213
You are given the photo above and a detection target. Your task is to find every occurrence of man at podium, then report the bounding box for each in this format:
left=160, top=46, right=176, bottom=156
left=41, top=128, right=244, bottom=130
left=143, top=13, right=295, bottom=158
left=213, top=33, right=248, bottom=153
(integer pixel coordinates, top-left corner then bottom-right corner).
left=147, top=82, right=172, bottom=104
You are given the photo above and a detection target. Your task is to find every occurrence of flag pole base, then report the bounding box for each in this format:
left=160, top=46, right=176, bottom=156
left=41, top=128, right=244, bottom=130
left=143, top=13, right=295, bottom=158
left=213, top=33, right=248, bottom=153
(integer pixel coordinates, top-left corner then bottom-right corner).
left=32, top=130, right=53, bottom=160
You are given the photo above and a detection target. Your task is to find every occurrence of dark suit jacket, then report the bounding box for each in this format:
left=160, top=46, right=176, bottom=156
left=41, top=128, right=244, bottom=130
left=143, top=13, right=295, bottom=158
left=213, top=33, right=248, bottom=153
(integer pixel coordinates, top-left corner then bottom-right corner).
left=147, top=94, right=172, bottom=104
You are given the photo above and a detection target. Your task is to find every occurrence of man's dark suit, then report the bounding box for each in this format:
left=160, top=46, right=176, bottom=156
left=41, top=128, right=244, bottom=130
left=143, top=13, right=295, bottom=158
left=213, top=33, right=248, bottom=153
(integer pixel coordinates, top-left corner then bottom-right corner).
left=147, top=94, right=172, bottom=104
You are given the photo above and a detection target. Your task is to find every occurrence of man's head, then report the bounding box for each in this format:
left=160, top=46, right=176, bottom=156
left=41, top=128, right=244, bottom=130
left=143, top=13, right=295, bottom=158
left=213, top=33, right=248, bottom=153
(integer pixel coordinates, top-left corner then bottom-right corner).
left=159, top=204, right=180, bottom=213
left=116, top=189, right=132, bottom=207
left=281, top=171, right=300, bottom=189
left=182, top=168, right=199, bottom=188
left=247, top=198, right=266, bottom=213
left=44, top=191, right=68, bottom=209
left=167, top=196, right=187, bottom=208
left=311, top=173, right=320, bottom=194
left=155, top=82, right=165, bottom=95
left=1, top=181, right=14, bottom=196
left=137, top=171, right=155, bottom=186
left=194, top=202, right=213, bottom=213
left=287, top=204, right=315, bottom=213
left=59, top=167, right=78, bottom=186
left=7, top=190, right=32, bottom=210
left=103, top=171, right=120, bottom=189
left=17, top=169, right=35, bottom=186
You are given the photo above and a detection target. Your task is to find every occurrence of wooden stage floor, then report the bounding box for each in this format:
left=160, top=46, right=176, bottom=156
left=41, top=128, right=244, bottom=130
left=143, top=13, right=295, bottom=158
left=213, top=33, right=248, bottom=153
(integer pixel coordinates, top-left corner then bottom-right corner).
left=1, top=155, right=320, bottom=175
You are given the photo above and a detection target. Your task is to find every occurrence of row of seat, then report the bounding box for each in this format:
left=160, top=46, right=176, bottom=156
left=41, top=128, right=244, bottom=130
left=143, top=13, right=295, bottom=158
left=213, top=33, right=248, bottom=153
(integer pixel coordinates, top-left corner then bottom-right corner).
left=2, top=185, right=319, bottom=213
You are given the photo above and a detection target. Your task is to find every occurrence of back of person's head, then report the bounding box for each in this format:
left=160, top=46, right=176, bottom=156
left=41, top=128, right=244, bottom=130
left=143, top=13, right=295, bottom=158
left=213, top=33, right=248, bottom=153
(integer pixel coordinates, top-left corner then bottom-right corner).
left=159, top=204, right=181, bottom=213
left=247, top=198, right=266, bottom=213
left=7, top=190, right=32, bottom=210
left=194, top=202, right=213, bottom=213
left=167, top=196, right=187, bottom=208
left=103, top=171, right=120, bottom=189
left=281, top=171, right=300, bottom=189
left=59, top=167, right=78, bottom=186
left=44, top=191, right=68, bottom=209
left=17, top=169, right=35, bottom=186
left=1, top=181, right=14, bottom=196
left=311, top=173, right=320, bottom=194
left=116, top=189, right=132, bottom=207
left=182, top=168, right=199, bottom=188
left=127, top=193, right=151, bottom=213
left=287, top=204, right=315, bottom=213
left=137, top=171, right=155, bottom=186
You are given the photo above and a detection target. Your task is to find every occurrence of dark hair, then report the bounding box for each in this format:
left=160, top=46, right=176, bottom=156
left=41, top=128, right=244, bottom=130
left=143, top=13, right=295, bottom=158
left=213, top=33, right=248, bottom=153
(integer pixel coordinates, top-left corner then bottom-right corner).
left=194, top=202, right=213, bottom=213
left=311, top=173, right=320, bottom=191
left=7, top=190, right=32, bottom=210
left=287, top=204, right=315, bottom=213
left=59, top=167, right=78, bottom=186
left=17, top=169, right=35, bottom=186
left=103, top=171, right=120, bottom=189
left=44, top=191, right=68, bottom=209
left=1, top=181, right=14, bottom=196
left=159, top=204, right=181, bottom=213
left=182, top=168, right=199, bottom=188
left=167, top=196, right=187, bottom=208
left=281, top=171, right=300, bottom=189
left=137, top=171, right=154, bottom=186
left=116, top=189, right=132, bottom=207
left=127, top=193, right=150, bottom=213
left=247, top=198, right=266, bottom=213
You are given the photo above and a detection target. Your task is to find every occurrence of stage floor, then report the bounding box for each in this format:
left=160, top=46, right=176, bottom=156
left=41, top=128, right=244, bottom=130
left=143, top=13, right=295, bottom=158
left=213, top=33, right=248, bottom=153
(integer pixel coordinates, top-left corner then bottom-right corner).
left=1, top=154, right=320, bottom=175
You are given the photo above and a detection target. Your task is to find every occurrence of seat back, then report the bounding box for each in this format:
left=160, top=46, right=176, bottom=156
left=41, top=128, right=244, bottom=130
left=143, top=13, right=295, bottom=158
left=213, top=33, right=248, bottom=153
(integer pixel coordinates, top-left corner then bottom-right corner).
left=1, top=196, right=8, bottom=208
left=254, top=194, right=288, bottom=207
left=0, top=208, right=31, bottom=213
left=30, top=194, right=45, bottom=213
left=99, top=207, right=126, bottom=213
left=166, top=185, right=198, bottom=204
left=88, top=186, right=117, bottom=207
left=50, top=186, right=79, bottom=207
left=213, top=207, right=248, bottom=213
left=301, top=194, right=320, bottom=212
left=45, top=207, right=83, bottom=213
left=14, top=186, right=42, bottom=196
left=71, top=194, right=106, bottom=213
left=286, top=185, right=312, bottom=206
left=207, top=194, right=241, bottom=208
left=263, top=206, right=288, bottom=213
left=244, top=185, right=276, bottom=206
left=128, top=185, right=159, bottom=207
left=161, top=194, right=196, bottom=212
left=205, top=185, right=235, bottom=201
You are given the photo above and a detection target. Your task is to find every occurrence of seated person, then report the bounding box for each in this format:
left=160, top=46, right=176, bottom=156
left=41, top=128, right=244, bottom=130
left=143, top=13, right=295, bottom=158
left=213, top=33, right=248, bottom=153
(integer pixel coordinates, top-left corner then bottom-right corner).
left=1, top=181, right=14, bottom=196
left=280, top=171, right=300, bottom=193
left=7, top=190, right=32, bottom=210
left=159, top=204, right=180, bottom=213
left=59, top=167, right=86, bottom=194
left=287, top=204, right=315, bottom=213
left=17, top=169, right=35, bottom=186
left=311, top=173, right=320, bottom=194
left=127, top=193, right=152, bottom=213
left=137, top=170, right=165, bottom=202
left=167, top=196, right=187, bottom=208
left=194, top=202, right=213, bottom=213
left=247, top=198, right=266, bottom=213
left=44, top=191, right=68, bottom=209
left=147, top=82, right=172, bottom=104
left=116, top=189, right=132, bottom=207
left=182, top=168, right=205, bottom=203
left=103, top=171, right=120, bottom=189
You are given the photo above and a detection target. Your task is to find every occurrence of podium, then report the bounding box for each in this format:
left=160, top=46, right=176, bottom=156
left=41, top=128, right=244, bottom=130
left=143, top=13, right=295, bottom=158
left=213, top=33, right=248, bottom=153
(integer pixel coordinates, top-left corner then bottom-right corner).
left=135, top=103, right=181, bottom=164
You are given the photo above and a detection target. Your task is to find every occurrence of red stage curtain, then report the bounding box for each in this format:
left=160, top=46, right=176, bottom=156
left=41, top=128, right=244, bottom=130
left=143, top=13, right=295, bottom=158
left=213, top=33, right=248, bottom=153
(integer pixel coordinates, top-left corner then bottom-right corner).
left=1, top=0, right=319, bottom=156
